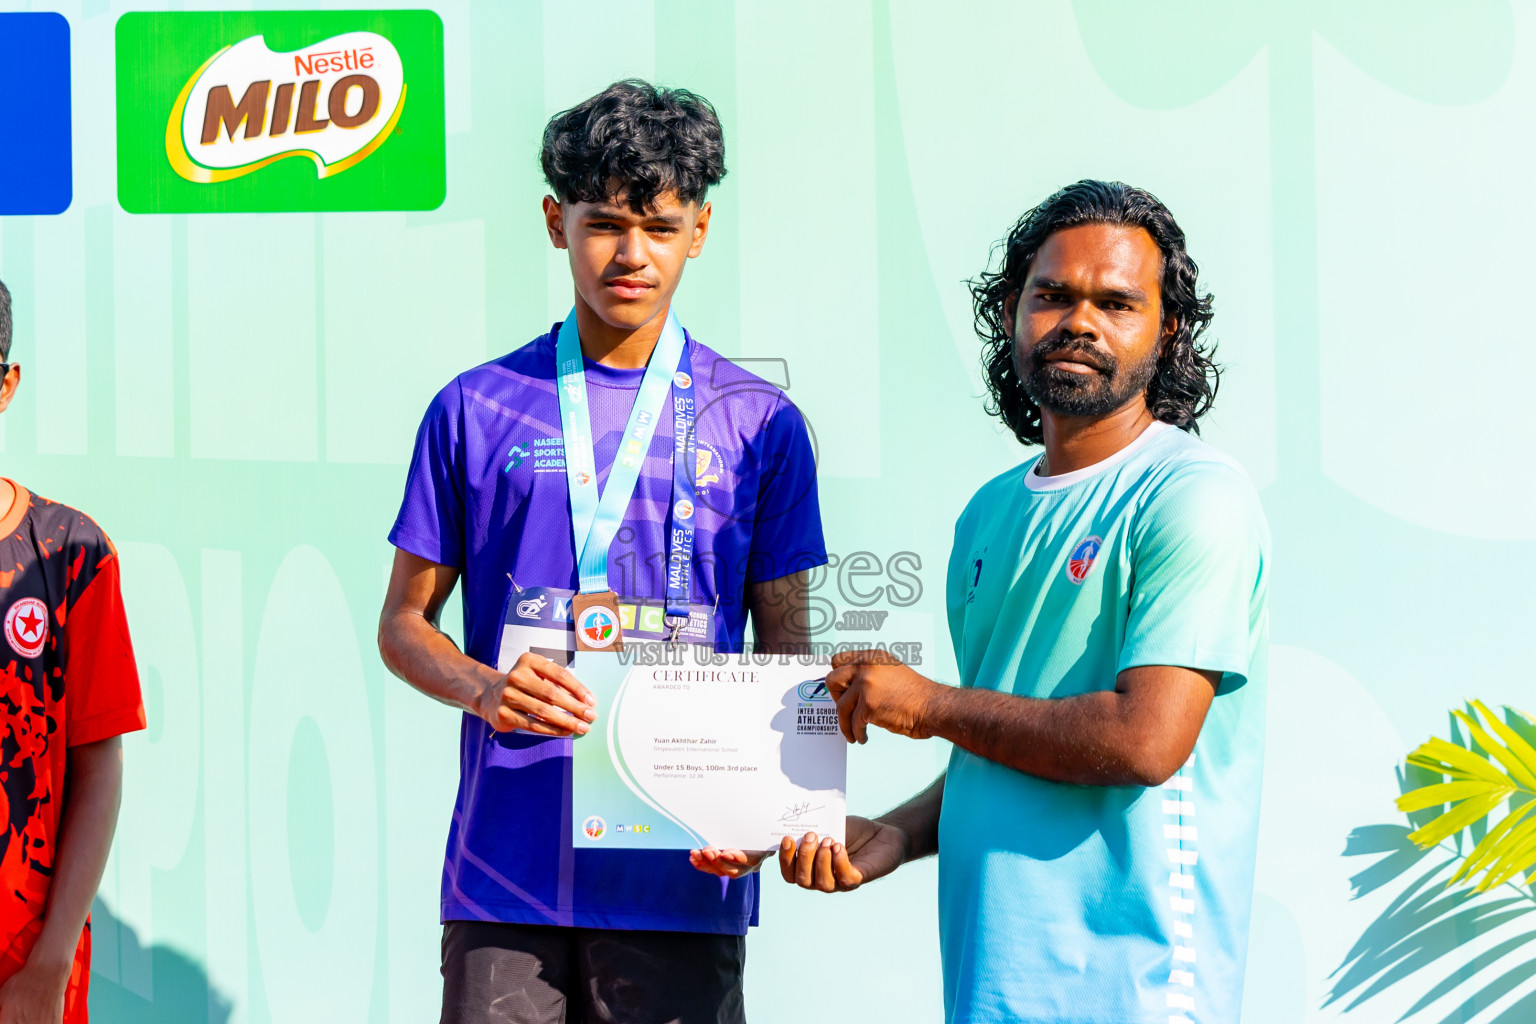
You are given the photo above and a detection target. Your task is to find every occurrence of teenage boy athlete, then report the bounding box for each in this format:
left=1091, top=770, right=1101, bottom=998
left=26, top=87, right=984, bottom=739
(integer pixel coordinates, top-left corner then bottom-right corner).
left=780, top=181, right=1270, bottom=1024
left=379, top=81, right=826, bottom=1024
left=0, top=280, right=146, bottom=1024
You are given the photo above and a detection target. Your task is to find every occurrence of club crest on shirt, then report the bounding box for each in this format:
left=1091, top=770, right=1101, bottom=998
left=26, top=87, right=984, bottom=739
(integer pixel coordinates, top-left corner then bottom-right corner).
left=4, top=598, right=48, bottom=658
left=694, top=442, right=724, bottom=491
left=1066, top=536, right=1103, bottom=585
left=577, top=606, right=618, bottom=648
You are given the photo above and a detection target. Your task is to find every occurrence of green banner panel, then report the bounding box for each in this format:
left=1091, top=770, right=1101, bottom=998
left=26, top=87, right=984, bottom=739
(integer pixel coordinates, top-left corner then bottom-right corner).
left=115, top=10, right=446, bottom=213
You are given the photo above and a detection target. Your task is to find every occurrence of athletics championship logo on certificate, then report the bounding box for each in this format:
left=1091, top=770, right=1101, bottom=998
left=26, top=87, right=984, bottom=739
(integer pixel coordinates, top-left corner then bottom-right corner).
left=795, top=678, right=839, bottom=736
left=115, top=10, right=445, bottom=212
left=797, top=679, right=832, bottom=703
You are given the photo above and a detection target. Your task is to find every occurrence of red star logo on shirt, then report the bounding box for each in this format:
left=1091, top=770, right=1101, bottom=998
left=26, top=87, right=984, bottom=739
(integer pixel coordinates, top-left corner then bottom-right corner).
left=14, top=607, right=42, bottom=640
left=4, top=598, right=48, bottom=658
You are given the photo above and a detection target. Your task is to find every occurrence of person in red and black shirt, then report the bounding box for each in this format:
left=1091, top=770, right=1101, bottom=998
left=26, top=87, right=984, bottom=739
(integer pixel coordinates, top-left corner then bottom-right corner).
left=0, top=279, right=145, bottom=1024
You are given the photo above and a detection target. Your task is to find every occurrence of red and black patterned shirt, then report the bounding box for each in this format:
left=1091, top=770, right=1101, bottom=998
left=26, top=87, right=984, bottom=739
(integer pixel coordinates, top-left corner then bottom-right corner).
left=0, top=482, right=145, bottom=1020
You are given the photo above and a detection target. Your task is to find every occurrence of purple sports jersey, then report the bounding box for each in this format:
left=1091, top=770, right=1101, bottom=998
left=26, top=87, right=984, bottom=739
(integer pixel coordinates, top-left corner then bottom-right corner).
left=390, top=325, right=827, bottom=934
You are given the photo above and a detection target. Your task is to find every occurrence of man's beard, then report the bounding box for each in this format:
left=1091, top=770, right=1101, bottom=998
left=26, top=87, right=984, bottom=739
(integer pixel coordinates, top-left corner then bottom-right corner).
left=1016, top=333, right=1159, bottom=418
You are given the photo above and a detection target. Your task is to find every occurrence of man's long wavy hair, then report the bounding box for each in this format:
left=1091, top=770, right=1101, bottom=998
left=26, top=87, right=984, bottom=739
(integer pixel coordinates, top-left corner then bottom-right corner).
left=970, top=180, right=1219, bottom=446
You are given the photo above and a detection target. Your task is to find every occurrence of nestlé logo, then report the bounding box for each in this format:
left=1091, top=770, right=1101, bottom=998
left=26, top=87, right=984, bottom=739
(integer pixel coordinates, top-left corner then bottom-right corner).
left=169, top=32, right=404, bottom=183
left=116, top=10, right=445, bottom=213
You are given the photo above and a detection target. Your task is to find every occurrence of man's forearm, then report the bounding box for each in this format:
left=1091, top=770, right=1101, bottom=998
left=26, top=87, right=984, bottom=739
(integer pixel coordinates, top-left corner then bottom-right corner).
left=34, top=739, right=123, bottom=971
left=877, top=773, right=945, bottom=862
left=922, top=685, right=1177, bottom=787
left=378, top=611, right=498, bottom=716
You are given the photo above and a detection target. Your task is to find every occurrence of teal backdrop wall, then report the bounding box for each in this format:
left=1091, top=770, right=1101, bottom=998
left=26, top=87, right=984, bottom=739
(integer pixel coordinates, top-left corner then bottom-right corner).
left=0, top=0, right=1532, bottom=1021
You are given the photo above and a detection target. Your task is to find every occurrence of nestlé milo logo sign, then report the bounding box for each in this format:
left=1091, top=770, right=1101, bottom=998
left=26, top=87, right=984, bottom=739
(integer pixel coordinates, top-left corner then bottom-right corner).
left=118, top=11, right=444, bottom=213
left=170, top=33, right=405, bottom=183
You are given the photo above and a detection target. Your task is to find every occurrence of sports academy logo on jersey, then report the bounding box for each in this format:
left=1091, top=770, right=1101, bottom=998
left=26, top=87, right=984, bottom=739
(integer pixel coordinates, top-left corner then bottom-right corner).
left=578, top=606, right=618, bottom=649
left=1066, top=536, right=1103, bottom=585
left=116, top=11, right=445, bottom=213
left=4, top=598, right=49, bottom=659
left=505, top=444, right=531, bottom=471
left=502, top=436, right=572, bottom=477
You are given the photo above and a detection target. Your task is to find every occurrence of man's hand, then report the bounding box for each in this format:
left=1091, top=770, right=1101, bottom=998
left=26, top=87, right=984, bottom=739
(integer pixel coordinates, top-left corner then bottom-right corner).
left=778, top=816, right=909, bottom=892
left=477, top=652, right=596, bottom=736
left=824, top=649, right=945, bottom=743
left=688, top=847, right=771, bottom=878
left=0, top=958, right=69, bottom=1024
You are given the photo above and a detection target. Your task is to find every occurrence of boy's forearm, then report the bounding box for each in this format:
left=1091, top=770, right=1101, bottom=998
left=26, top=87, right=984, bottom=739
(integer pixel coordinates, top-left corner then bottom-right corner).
left=32, top=737, right=124, bottom=970
left=379, top=607, right=501, bottom=717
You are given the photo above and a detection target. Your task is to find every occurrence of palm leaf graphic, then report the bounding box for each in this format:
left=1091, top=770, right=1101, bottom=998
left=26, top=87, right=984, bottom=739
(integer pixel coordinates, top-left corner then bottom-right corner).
left=1330, top=736, right=1536, bottom=1020
left=1397, top=702, right=1536, bottom=892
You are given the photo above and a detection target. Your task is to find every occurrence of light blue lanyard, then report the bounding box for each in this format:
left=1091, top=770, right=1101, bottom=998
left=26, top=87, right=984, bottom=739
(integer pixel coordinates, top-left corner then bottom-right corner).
left=555, top=308, right=688, bottom=595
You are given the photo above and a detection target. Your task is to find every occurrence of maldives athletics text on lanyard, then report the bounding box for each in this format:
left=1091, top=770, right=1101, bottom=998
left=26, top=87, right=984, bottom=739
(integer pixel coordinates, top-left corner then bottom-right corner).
left=555, top=307, right=697, bottom=653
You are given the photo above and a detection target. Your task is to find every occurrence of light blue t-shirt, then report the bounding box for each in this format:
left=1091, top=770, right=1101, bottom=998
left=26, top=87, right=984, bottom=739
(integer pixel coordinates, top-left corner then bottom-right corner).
left=940, top=422, right=1270, bottom=1024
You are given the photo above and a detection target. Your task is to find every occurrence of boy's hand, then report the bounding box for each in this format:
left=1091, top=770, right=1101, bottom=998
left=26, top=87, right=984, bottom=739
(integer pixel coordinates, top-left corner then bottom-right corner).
left=688, top=847, right=770, bottom=878
left=0, top=958, right=70, bottom=1024
left=478, top=653, right=597, bottom=736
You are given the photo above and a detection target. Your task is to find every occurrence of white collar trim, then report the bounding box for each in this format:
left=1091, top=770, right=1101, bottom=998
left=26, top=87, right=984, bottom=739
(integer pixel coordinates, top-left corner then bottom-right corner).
left=1023, top=421, right=1172, bottom=492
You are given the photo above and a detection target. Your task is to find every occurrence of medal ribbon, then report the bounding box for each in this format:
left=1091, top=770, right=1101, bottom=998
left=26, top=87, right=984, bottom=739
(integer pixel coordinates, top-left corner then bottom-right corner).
left=555, top=308, right=692, bottom=602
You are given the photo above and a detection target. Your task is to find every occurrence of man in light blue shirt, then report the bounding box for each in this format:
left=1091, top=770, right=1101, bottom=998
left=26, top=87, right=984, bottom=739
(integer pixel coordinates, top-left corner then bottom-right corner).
left=780, top=180, right=1269, bottom=1024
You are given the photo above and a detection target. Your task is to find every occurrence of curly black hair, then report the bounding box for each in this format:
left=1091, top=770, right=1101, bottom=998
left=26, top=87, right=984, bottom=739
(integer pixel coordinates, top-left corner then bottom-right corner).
left=970, top=180, right=1218, bottom=446
left=540, top=80, right=726, bottom=214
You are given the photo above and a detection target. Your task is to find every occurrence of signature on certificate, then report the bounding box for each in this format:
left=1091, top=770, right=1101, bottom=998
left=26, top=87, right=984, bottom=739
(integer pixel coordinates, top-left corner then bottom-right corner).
left=779, top=801, right=826, bottom=824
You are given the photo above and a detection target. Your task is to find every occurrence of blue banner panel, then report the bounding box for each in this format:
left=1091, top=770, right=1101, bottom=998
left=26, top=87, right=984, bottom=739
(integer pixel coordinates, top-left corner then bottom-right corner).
left=0, top=12, right=72, bottom=215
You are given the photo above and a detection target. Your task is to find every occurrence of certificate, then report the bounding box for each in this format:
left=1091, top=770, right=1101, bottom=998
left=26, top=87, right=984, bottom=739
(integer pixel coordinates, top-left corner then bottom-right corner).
left=571, top=650, right=847, bottom=851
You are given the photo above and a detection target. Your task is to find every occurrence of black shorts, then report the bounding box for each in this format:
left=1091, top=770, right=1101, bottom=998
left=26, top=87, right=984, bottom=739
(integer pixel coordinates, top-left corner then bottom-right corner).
left=440, top=920, right=747, bottom=1024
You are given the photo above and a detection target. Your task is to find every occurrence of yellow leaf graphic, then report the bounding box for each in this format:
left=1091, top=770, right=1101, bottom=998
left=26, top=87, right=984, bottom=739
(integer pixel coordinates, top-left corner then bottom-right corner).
left=1397, top=703, right=1536, bottom=892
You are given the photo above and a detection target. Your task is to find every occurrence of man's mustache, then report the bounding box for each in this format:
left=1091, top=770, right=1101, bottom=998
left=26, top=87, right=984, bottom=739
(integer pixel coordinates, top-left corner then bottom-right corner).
left=1026, top=335, right=1115, bottom=375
